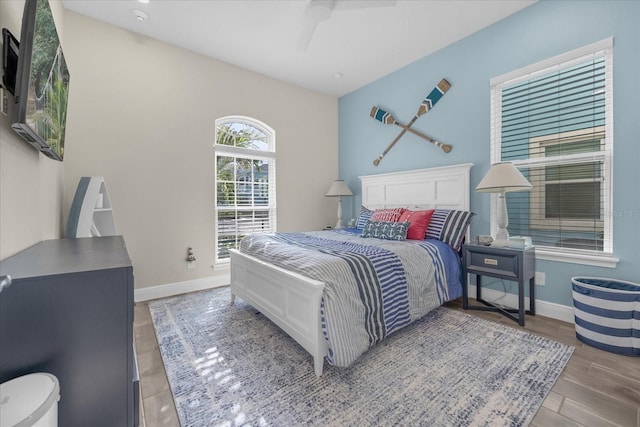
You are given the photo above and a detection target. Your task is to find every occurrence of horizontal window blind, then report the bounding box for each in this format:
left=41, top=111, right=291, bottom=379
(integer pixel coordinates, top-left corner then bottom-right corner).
left=490, top=40, right=613, bottom=255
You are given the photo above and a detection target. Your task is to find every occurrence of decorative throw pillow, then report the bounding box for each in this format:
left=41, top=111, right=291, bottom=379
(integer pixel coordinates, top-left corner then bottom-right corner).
left=361, top=220, right=410, bottom=241
left=398, top=209, right=435, bottom=240
left=426, top=209, right=475, bottom=251
left=370, top=207, right=405, bottom=223
left=356, top=206, right=374, bottom=229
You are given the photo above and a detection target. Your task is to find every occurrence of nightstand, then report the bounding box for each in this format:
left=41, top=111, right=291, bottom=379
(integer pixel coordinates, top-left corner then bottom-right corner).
left=461, top=243, right=535, bottom=326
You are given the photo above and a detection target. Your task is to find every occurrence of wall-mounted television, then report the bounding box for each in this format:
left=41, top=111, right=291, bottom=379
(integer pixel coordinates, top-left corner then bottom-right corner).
left=12, top=0, right=70, bottom=161
left=2, top=28, right=19, bottom=96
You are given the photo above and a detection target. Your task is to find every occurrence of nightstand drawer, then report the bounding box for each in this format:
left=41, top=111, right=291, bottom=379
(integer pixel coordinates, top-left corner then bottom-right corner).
left=466, top=250, right=519, bottom=278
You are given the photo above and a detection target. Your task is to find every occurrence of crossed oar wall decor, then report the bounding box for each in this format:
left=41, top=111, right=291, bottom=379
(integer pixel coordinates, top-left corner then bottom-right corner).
left=370, top=78, right=452, bottom=166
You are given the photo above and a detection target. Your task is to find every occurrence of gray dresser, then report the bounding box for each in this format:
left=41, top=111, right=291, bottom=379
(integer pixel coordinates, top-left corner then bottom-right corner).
left=0, top=236, right=138, bottom=426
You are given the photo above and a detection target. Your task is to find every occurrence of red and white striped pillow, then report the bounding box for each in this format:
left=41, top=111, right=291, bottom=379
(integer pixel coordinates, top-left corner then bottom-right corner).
left=370, top=208, right=405, bottom=223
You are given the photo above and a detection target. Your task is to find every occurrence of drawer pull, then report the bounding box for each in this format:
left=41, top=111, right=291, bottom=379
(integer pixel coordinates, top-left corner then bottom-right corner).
left=484, top=258, right=498, bottom=266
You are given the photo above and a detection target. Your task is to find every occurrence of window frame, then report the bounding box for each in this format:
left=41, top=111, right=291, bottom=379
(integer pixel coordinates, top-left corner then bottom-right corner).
left=214, top=116, right=276, bottom=266
left=528, top=126, right=607, bottom=232
left=489, top=38, right=618, bottom=267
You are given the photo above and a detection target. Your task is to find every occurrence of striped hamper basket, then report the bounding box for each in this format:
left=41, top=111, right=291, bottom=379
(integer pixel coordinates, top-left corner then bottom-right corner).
left=572, top=277, right=640, bottom=356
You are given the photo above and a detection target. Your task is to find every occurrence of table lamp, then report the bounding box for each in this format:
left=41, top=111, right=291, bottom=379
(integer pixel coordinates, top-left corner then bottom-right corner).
left=475, top=162, right=532, bottom=246
left=326, top=180, right=353, bottom=229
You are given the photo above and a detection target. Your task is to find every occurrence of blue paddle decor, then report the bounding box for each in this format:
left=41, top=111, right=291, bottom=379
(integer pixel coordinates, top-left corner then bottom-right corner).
left=371, top=78, right=452, bottom=166
left=369, top=107, right=452, bottom=154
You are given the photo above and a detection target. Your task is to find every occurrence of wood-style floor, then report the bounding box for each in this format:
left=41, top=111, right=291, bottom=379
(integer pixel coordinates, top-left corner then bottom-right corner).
left=133, top=295, right=640, bottom=427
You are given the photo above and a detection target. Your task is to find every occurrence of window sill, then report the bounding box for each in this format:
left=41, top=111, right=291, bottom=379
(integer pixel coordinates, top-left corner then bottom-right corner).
left=535, top=247, right=619, bottom=268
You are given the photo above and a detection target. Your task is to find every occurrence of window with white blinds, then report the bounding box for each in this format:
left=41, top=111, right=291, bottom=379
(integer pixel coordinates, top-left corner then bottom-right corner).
left=214, top=116, right=276, bottom=264
left=490, top=38, right=614, bottom=262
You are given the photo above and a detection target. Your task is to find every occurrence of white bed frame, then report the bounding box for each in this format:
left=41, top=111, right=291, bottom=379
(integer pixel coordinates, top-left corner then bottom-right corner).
left=230, top=163, right=473, bottom=376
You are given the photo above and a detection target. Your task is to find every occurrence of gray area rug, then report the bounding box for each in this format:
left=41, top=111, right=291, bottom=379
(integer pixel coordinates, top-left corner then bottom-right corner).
left=149, top=287, right=574, bottom=426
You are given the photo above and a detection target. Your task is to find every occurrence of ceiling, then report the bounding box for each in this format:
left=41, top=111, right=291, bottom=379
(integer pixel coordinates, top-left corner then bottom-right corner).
left=62, top=0, right=535, bottom=97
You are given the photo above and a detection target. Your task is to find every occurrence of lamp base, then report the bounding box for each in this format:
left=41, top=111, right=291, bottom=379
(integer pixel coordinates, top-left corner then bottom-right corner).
left=335, top=197, right=344, bottom=229
left=491, top=228, right=510, bottom=247
left=490, top=191, right=510, bottom=247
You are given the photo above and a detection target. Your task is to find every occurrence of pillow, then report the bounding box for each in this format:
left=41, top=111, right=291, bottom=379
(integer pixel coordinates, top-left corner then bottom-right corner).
left=356, top=206, right=374, bottom=229
left=370, top=207, right=405, bottom=223
left=361, top=220, right=410, bottom=241
left=425, top=209, right=475, bottom=251
left=398, top=209, right=435, bottom=240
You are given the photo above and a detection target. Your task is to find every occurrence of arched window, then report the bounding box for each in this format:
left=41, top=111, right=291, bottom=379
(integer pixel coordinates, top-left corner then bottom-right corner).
left=214, top=116, right=276, bottom=264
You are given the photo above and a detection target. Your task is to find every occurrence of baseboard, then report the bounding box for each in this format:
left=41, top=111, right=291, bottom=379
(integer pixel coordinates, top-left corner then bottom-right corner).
left=134, top=274, right=230, bottom=302
left=468, top=285, right=575, bottom=324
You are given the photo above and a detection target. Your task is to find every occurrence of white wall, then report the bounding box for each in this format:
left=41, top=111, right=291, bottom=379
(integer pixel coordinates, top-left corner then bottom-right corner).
left=0, top=0, right=65, bottom=261
left=62, top=11, right=339, bottom=289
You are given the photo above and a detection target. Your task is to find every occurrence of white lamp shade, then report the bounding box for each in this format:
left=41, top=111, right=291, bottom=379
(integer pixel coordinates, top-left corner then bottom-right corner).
left=475, top=162, right=532, bottom=193
left=326, top=180, right=353, bottom=197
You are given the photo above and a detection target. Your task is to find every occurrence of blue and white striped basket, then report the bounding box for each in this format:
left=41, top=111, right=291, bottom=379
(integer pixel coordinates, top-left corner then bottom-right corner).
left=572, top=277, right=640, bottom=356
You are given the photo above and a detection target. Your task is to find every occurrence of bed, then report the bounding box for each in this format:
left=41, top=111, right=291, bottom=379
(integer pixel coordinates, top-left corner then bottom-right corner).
left=230, top=163, right=473, bottom=376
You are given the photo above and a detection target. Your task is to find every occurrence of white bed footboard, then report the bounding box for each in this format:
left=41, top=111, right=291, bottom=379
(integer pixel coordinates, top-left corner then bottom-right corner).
left=229, top=249, right=328, bottom=376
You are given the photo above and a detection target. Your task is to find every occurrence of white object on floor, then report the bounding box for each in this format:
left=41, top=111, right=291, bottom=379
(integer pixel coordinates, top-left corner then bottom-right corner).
left=0, top=373, right=60, bottom=427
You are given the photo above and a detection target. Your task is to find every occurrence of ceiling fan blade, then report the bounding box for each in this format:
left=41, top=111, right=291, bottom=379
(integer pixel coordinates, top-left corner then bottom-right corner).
left=296, top=17, right=319, bottom=52
left=297, top=0, right=336, bottom=52
left=309, top=0, right=335, bottom=20
left=298, top=0, right=390, bottom=52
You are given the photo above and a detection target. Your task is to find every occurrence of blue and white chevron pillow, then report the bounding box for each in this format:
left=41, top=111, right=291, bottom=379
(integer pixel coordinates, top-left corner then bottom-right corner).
left=361, top=220, right=410, bottom=241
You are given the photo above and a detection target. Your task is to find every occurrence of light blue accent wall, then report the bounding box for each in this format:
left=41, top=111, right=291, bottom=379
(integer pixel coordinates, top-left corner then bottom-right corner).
left=338, top=1, right=640, bottom=307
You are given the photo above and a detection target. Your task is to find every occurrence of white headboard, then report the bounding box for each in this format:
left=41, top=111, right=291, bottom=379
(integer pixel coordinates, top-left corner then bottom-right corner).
left=359, top=163, right=473, bottom=211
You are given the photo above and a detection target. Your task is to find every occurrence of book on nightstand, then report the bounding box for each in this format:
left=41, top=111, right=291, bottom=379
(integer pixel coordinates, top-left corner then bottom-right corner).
left=508, top=236, right=533, bottom=249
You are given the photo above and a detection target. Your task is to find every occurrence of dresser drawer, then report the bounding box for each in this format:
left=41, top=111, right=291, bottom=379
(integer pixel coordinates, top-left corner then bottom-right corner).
left=466, top=249, right=519, bottom=278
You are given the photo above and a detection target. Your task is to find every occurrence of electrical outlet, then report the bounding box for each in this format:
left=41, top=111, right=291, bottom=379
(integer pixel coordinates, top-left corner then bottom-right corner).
left=187, top=261, right=196, bottom=269
left=535, top=271, right=545, bottom=286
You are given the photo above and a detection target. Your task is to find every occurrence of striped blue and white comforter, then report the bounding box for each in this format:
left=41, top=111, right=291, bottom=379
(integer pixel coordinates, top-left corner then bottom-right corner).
left=239, top=229, right=462, bottom=368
